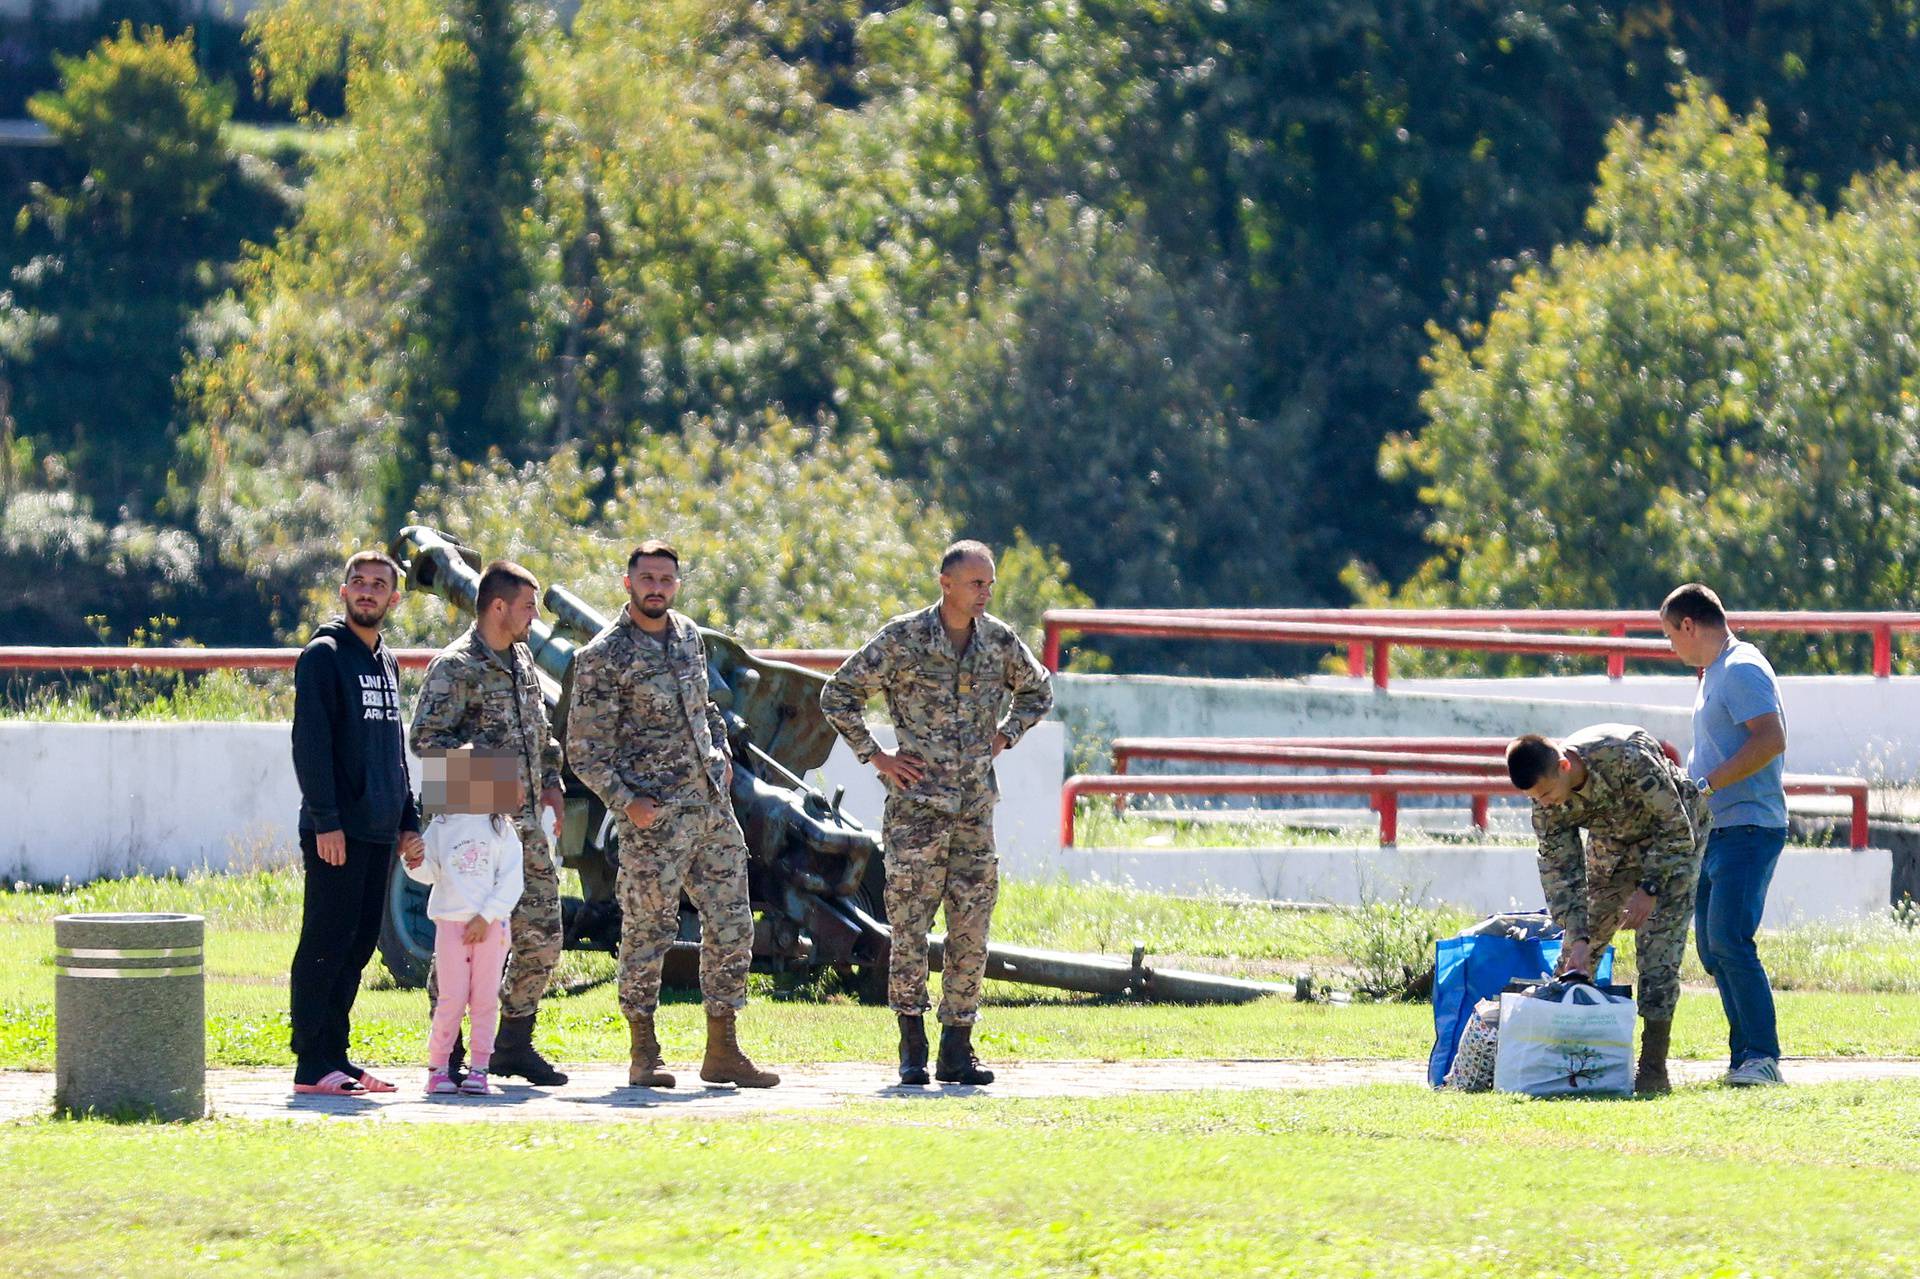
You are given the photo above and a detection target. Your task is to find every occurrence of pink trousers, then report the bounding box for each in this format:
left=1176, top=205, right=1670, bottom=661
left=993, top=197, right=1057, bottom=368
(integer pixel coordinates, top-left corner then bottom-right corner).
left=428, top=918, right=510, bottom=1068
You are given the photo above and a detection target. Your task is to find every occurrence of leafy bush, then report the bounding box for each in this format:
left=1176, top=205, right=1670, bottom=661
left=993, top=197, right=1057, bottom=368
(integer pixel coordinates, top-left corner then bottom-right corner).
left=27, top=24, right=234, bottom=233
left=1380, top=83, right=1920, bottom=671
left=320, top=414, right=1086, bottom=652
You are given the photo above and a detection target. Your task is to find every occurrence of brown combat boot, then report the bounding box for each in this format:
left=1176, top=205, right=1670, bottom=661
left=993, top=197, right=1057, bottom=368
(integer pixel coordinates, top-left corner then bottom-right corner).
left=700, top=1011, right=780, bottom=1088
left=626, top=1013, right=675, bottom=1089
left=1634, top=1018, right=1673, bottom=1096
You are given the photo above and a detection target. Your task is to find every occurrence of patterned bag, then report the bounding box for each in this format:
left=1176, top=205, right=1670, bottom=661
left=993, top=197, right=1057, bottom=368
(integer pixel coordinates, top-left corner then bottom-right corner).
left=1443, top=997, right=1501, bottom=1092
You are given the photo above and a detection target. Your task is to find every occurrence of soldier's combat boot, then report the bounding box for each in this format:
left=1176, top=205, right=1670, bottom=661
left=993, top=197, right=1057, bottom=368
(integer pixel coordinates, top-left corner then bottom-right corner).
left=897, top=1014, right=930, bottom=1086
left=700, top=1011, right=780, bottom=1088
left=490, top=1012, right=570, bottom=1087
left=935, top=1023, right=995, bottom=1086
left=626, top=1013, right=675, bottom=1089
left=1634, top=1018, right=1673, bottom=1096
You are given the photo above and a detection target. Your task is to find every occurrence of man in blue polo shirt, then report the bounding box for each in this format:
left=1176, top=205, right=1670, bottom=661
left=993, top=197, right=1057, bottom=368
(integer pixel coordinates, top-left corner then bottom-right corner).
left=1660, top=583, right=1789, bottom=1086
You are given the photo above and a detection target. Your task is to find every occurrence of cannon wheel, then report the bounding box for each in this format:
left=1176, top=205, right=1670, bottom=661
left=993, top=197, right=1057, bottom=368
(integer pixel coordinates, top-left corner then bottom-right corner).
left=377, top=853, right=434, bottom=989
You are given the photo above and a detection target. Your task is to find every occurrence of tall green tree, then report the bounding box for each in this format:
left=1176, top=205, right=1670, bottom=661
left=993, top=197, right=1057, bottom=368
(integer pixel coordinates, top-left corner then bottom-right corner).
left=384, top=0, right=540, bottom=523
left=11, top=24, right=282, bottom=511
left=1380, top=84, right=1920, bottom=665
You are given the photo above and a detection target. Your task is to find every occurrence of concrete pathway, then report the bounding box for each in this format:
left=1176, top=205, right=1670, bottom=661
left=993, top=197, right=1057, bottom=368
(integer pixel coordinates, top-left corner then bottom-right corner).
left=6, top=1057, right=1918, bottom=1124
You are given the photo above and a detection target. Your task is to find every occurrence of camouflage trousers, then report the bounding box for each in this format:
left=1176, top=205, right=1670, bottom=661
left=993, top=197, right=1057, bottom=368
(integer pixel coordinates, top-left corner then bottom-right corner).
left=883, top=794, right=998, bottom=1027
left=616, top=800, right=753, bottom=1019
left=1582, top=838, right=1702, bottom=1022
left=428, top=820, right=561, bottom=1022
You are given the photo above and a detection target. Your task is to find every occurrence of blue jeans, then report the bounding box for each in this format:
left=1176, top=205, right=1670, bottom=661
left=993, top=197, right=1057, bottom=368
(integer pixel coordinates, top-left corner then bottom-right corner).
left=1694, top=824, right=1785, bottom=1066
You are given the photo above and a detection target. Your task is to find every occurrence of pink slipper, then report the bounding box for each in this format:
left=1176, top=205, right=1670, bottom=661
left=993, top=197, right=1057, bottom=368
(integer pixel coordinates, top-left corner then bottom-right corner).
left=354, top=1071, right=398, bottom=1094
left=293, top=1070, right=368, bottom=1096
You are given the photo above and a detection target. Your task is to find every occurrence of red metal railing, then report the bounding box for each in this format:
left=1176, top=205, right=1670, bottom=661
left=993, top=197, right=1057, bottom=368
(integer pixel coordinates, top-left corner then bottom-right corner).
left=0, top=645, right=851, bottom=673
left=1060, top=771, right=1871, bottom=849
left=1041, top=608, right=1920, bottom=681
left=1040, top=612, right=1678, bottom=687
left=1109, top=736, right=1508, bottom=828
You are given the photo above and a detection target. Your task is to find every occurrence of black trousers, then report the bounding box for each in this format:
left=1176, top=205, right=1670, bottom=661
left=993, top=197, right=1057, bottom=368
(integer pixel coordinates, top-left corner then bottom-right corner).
left=289, top=829, right=394, bottom=1081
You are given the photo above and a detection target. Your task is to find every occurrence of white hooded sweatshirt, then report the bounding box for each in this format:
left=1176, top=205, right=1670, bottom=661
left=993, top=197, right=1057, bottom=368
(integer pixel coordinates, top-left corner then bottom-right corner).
left=406, top=813, right=524, bottom=924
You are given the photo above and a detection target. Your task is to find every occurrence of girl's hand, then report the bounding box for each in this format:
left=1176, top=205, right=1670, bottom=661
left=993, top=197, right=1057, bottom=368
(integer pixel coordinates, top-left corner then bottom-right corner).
left=462, top=916, right=490, bottom=944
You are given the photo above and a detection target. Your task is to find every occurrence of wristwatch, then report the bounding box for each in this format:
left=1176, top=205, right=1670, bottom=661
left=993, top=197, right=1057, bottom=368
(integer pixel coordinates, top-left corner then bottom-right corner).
left=1696, top=777, right=1715, bottom=798
left=1637, top=879, right=1660, bottom=898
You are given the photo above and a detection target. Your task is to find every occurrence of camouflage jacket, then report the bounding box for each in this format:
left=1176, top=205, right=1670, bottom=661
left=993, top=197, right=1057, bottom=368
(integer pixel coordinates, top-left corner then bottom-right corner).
left=820, top=604, right=1053, bottom=814
left=566, top=607, right=730, bottom=813
left=408, top=624, right=562, bottom=827
left=1530, top=723, right=1707, bottom=940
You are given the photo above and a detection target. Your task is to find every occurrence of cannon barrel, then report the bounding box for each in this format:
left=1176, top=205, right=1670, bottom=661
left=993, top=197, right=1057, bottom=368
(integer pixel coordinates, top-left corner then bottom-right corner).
left=930, top=938, right=1289, bottom=1004
left=390, top=526, right=577, bottom=692
left=543, top=582, right=608, bottom=646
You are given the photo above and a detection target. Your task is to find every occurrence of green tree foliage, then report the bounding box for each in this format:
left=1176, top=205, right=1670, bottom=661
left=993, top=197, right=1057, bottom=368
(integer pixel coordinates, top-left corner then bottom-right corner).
left=11, top=25, right=276, bottom=509
left=29, top=23, right=233, bottom=233
left=902, top=201, right=1304, bottom=608
left=0, top=26, right=289, bottom=643
left=365, top=414, right=1087, bottom=651
left=1381, top=84, right=1920, bottom=662
left=384, top=0, right=541, bottom=523
left=176, top=0, right=1920, bottom=659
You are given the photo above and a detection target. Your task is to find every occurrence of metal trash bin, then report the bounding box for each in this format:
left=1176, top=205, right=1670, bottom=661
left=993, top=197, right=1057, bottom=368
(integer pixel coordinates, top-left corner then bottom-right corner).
left=53, top=912, right=205, bottom=1121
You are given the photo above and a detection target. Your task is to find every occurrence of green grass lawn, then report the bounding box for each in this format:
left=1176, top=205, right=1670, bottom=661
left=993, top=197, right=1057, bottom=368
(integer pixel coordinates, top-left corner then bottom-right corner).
left=4, top=1084, right=1919, bottom=1277
left=3, top=871, right=1917, bottom=1070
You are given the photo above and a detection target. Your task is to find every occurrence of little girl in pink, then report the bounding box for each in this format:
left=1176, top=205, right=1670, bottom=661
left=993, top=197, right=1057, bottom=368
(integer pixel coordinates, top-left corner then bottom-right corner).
left=403, top=783, right=524, bottom=1096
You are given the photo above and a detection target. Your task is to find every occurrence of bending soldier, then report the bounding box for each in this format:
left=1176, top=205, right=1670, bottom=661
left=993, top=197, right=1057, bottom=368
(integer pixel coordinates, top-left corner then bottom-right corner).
left=566, top=541, right=779, bottom=1090
left=821, top=539, right=1053, bottom=1087
left=1506, top=724, right=1709, bottom=1095
left=408, top=560, right=569, bottom=1086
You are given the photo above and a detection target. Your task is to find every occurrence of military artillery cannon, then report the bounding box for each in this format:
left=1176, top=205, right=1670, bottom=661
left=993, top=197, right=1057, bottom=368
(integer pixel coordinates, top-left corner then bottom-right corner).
left=380, top=526, right=1287, bottom=1005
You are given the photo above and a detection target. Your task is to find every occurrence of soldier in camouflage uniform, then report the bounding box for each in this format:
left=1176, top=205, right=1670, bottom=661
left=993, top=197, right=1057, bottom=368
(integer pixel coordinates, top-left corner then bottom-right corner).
left=821, top=540, right=1053, bottom=1087
left=1506, top=724, right=1710, bottom=1094
left=566, top=540, right=778, bottom=1090
left=408, top=560, right=570, bottom=1086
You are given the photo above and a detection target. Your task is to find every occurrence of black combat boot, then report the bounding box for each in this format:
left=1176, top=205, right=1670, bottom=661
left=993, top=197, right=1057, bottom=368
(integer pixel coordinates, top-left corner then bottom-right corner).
left=490, top=1012, right=570, bottom=1086
left=897, top=1014, right=930, bottom=1086
left=1634, top=1018, right=1673, bottom=1096
left=934, top=1023, right=994, bottom=1086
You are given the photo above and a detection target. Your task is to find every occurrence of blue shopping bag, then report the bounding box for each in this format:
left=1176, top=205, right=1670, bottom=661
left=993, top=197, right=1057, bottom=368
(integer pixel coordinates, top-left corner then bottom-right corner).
left=1427, top=915, right=1615, bottom=1087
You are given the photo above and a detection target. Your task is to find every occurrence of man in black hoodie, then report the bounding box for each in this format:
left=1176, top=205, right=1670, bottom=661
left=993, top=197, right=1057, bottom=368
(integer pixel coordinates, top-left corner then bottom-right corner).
left=288, top=549, right=424, bottom=1094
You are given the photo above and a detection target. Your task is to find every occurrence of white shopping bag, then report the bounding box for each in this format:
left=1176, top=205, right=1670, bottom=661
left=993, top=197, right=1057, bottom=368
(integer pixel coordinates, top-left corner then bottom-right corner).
left=1493, top=982, right=1636, bottom=1097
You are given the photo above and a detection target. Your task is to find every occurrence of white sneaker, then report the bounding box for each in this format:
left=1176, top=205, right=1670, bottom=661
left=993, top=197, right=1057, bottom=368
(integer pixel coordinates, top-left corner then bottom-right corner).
left=1727, top=1057, right=1784, bottom=1087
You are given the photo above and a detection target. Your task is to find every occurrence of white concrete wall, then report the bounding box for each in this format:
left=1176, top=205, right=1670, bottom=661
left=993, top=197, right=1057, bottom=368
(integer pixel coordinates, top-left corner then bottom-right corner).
left=1055, top=672, right=1695, bottom=750
left=0, top=720, right=1065, bottom=884
left=1055, top=845, right=1893, bottom=927
left=806, top=723, right=1065, bottom=881
left=1300, top=674, right=1920, bottom=780
left=0, top=722, right=302, bottom=883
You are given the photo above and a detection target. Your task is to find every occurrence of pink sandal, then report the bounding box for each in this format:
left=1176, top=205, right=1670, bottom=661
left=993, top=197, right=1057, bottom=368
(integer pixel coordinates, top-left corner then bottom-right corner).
left=293, top=1070, right=368, bottom=1096
left=353, top=1070, right=398, bottom=1094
